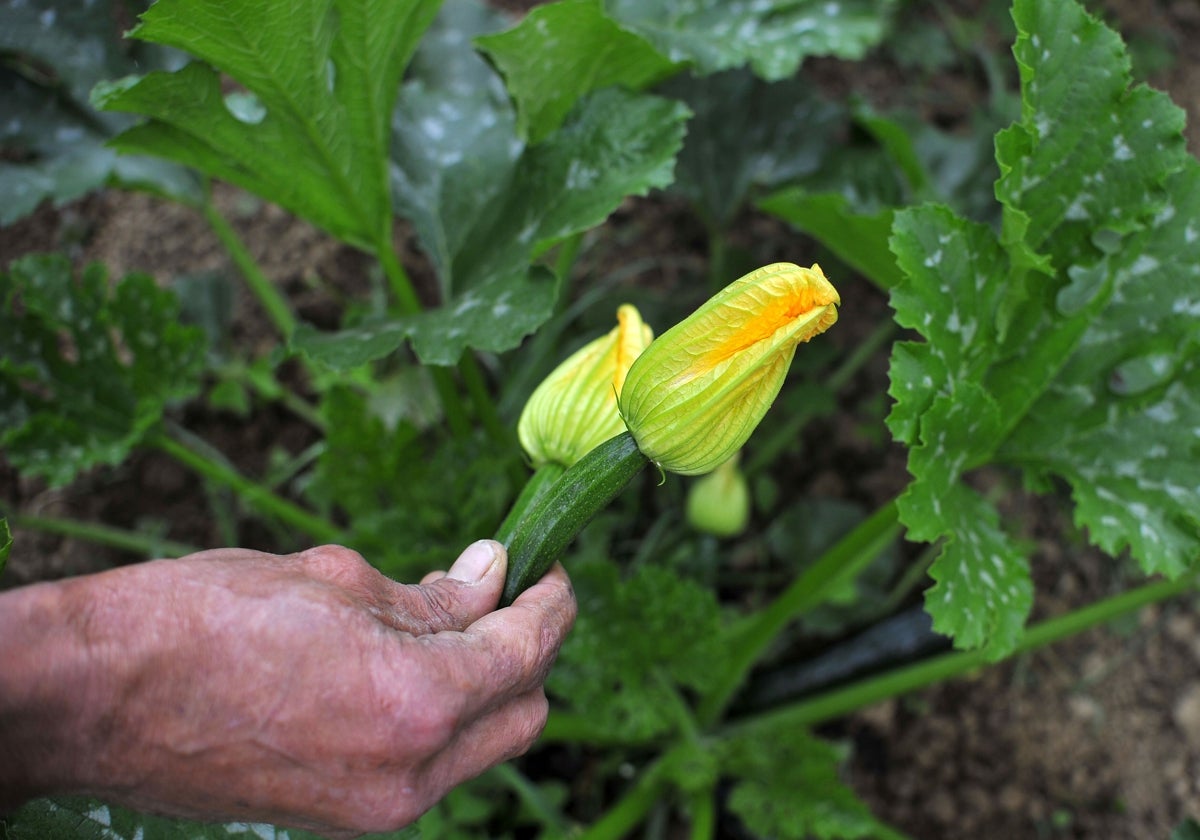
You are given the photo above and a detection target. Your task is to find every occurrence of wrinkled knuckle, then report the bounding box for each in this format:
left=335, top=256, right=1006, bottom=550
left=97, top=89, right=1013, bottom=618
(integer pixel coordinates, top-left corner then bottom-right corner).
left=404, top=698, right=461, bottom=755
left=296, top=543, right=371, bottom=580
left=410, top=584, right=466, bottom=632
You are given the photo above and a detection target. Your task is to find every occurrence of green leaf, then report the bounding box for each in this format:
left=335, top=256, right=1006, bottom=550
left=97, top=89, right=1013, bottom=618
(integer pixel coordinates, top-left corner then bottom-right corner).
left=0, top=2, right=199, bottom=224
left=999, top=164, right=1200, bottom=578
left=93, top=0, right=444, bottom=251
left=886, top=0, right=1198, bottom=656
left=0, top=254, right=206, bottom=487
left=297, top=0, right=689, bottom=367
left=720, top=722, right=883, bottom=840
left=0, top=518, right=10, bottom=577
left=548, top=559, right=725, bottom=742
left=606, top=0, right=897, bottom=81
left=0, top=796, right=419, bottom=839
left=663, top=69, right=845, bottom=229
left=995, top=0, right=1187, bottom=261
left=475, top=0, right=678, bottom=143
left=759, top=189, right=900, bottom=289
left=1172, top=818, right=1200, bottom=840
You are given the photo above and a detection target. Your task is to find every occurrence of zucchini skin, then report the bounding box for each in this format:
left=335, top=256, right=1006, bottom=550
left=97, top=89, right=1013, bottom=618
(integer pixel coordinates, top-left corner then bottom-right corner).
left=500, top=431, right=648, bottom=606
left=494, top=462, right=565, bottom=548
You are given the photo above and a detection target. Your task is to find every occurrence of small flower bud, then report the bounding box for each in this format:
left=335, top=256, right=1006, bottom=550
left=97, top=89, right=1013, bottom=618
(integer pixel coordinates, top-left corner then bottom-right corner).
left=518, top=304, right=653, bottom=468
left=686, top=453, right=750, bottom=537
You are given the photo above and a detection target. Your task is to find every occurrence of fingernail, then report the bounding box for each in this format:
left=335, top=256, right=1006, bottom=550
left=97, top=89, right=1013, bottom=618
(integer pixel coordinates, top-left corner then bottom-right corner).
left=447, top=540, right=497, bottom=583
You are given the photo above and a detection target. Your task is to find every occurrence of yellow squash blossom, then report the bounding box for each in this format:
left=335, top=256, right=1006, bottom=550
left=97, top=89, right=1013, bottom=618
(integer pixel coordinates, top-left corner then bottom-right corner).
left=518, top=303, right=653, bottom=468
left=619, top=262, right=839, bottom=476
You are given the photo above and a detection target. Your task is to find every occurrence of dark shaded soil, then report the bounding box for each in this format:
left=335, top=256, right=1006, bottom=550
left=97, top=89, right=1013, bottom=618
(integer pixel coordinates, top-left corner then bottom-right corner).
left=3, top=2, right=1200, bottom=838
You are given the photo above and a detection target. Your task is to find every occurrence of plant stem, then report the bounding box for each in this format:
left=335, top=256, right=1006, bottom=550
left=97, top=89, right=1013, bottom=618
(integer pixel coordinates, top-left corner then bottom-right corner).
left=458, top=351, right=516, bottom=456
left=576, top=749, right=679, bottom=840
left=488, top=763, right=569, bottom=835
left=200, top=197, right=297, bottom=340
left=687, top=789, right=716, bottom=840
left=373, top=244, right=476, bottom=438
left=698, top=500, right=902, bottom=727
left=375, top=234, right=424, bottom=316
left=540, top=711, right=648, bottom=746
left=153, top=430, right=342, bottom=545
left=706, top=227, right=729, bottom=294
left=726, top=571, right=1198, bottom=736
left=553, top=232, right=584, bottom=294
left=5, top=513, right=198, bottom=559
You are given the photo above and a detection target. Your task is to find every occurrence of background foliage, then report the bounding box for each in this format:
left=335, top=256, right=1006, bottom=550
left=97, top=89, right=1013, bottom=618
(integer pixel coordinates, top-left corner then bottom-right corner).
left=2, top=0, right=1198, bottom=837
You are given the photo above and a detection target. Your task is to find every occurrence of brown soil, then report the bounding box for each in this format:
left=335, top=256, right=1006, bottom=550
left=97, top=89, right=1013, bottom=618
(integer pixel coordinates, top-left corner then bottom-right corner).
left=3, top=2, right=1200, bottom=839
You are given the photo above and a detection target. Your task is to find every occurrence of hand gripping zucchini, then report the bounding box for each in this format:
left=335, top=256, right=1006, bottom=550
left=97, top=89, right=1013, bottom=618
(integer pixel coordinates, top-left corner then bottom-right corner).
left=499, top=432, right=647, bottom=606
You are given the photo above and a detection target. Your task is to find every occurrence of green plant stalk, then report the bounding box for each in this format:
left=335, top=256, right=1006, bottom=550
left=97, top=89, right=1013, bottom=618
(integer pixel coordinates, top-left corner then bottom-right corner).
left=375, top=230, right=424, bottom=316
left=726, top=571, right=1198, bottom=737
left=374, top=241, right=476, bottom=439
left=539, top=710, right=646, bottom=746
left=575, top=747, right=681, bottom=840
left=553, top=232, right=585, bottom=290
left=3, top=513, right=198, bottom=559
left=200, top=197, right=297, bottom=340
left=688, top=788, right=716, bottom=840
left=458, top=351, right=521, bottom=465
left=582, top=573, right=1194, bottom=840
left=698, top=499, right=902, bottom=726
left=494, top=463, right=566, bottom=547
left=154, top=432, right=342, bottom=544
left=500, top=432, right=648, bottom=606
left=218, top=361, right=327, bottom=432
left=487, top=763, right=569, bottom=835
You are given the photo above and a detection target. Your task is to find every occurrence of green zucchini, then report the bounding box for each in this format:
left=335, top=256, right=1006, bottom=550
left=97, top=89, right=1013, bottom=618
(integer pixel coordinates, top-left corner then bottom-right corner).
left=494, top=462, right=565, bottom=548
left=499, top=432, right=648, bottom=606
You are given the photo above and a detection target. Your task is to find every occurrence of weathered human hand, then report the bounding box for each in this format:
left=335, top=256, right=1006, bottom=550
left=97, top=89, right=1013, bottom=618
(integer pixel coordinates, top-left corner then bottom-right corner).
left=0, top=540, right=575, bottom=837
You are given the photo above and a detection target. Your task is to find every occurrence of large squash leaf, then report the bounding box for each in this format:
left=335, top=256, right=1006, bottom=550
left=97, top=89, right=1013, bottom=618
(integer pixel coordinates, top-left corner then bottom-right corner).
left=92, top=0, right=443, bottom=252
left=0, top=0, right=198, bottom=224
left=887, top=0, right=1197, bottom=657
left=294, top=0, right=690, bottom=367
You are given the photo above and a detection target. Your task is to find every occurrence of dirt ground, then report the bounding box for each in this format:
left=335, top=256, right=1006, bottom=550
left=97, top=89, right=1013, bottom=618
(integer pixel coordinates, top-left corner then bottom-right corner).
left=3, top=2, right=1200, bottom=839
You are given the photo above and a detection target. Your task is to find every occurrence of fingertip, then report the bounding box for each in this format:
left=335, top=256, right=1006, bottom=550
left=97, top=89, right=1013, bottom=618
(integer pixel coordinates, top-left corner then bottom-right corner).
left=446, top=539, right=505, bottom=584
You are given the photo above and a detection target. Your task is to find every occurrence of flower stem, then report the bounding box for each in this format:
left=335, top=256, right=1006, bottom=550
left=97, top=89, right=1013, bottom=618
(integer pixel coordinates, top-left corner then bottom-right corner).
left=698, top=499, right=902, bottom=726
left=153, top=429, right=342, bottom=545
left=723, top=571, right=1198, bottom=736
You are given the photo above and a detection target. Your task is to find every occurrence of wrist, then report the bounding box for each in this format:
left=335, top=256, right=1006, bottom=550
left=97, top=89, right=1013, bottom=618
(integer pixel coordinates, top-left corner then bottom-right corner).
left=0, top=577, right=117, bottom=808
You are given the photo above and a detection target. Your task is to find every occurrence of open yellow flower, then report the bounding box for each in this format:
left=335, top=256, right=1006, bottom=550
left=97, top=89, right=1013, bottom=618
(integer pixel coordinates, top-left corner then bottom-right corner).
left=518, top=303, right=653, bottom=468
left=618, top=262, right=839, bottom=476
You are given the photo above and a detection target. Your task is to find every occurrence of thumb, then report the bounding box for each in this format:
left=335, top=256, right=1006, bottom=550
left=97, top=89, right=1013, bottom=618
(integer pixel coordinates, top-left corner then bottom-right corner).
left=405, top=540, right=507, bottom=633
